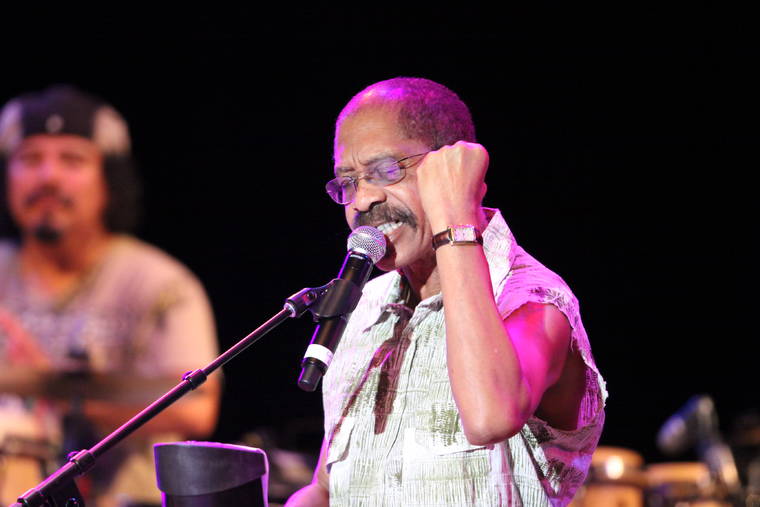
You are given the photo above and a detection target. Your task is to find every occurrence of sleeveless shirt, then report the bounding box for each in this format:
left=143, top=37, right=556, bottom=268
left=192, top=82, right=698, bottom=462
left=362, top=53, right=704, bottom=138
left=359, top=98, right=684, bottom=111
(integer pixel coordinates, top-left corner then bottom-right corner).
left=322, top=209, right=607, bottom=506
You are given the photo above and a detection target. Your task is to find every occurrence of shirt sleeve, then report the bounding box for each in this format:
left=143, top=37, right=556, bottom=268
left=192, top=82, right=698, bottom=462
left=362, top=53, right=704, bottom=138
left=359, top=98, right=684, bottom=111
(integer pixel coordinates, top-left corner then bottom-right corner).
left=495, top=246, right=606, bottom=427
left=496, top=246, right=607, bottom=504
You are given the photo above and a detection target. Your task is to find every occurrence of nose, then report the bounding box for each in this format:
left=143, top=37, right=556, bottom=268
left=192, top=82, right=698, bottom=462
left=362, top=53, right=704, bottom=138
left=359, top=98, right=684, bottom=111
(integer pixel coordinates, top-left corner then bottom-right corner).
left=351, top=178, right=386, bottom=213
left=36, top=156, right=63, bottom=182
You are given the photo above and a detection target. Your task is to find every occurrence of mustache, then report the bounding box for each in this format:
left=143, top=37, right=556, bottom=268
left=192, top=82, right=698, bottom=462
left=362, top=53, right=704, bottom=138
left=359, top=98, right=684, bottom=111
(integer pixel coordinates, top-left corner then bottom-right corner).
left=24, top=186, right=73, bottom=208
left=354, top=204, right=417, bottom=230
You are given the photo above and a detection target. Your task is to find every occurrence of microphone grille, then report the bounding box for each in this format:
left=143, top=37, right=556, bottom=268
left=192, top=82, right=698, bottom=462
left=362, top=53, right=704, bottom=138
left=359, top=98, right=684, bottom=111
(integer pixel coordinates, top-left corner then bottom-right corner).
left=348, top=226, right=386, bottom=264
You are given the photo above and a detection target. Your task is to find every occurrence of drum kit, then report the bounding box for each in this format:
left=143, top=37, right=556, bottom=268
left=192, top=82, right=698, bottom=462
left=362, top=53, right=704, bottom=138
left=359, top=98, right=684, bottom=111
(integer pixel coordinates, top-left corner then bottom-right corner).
left=0, top=368, right=177, bottom=506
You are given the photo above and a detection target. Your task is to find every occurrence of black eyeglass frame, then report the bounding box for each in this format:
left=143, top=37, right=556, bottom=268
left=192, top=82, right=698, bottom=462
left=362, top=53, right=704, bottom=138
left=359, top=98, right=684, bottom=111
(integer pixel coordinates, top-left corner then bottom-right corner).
left=325, top=152, right=429, bottom=205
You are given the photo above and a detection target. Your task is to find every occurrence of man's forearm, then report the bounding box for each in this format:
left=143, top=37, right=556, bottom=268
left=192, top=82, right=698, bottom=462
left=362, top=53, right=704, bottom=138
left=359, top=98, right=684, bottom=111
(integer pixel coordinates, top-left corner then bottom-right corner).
left=436, top=243, right=535, bottom=444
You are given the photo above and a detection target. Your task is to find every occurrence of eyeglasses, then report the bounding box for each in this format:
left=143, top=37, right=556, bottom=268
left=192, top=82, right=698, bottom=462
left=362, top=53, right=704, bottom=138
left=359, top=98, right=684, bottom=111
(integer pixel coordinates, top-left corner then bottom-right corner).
left=325, top=152, right=428, bottom=205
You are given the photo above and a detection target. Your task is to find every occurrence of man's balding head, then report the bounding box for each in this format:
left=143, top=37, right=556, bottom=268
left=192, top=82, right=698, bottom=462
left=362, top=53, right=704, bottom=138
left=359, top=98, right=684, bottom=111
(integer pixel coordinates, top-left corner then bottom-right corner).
left=336, top=77, right=476, bottom=152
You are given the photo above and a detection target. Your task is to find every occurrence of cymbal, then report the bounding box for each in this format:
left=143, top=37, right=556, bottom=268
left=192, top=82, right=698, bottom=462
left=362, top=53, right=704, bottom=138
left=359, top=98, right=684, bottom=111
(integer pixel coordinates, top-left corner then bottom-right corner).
left=0, top=368, right=182, bottom=403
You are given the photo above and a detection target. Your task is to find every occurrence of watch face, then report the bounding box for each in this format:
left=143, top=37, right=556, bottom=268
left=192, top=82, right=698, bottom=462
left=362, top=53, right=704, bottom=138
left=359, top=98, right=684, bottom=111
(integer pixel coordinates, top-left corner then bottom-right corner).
left=452, top=226, right=477, bottom=242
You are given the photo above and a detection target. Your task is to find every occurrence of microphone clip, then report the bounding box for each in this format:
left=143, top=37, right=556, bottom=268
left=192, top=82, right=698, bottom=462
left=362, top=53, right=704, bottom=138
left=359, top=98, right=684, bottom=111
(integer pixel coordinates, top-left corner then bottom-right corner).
left=310, top=278, right=363, bottom=320
left=283, top=278, right=363, bottom=321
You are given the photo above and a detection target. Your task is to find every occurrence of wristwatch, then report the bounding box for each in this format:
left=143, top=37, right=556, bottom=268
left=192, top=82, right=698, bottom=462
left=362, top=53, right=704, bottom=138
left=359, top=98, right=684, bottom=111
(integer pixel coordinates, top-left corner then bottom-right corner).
left=432, top=224, right=483, bottom=250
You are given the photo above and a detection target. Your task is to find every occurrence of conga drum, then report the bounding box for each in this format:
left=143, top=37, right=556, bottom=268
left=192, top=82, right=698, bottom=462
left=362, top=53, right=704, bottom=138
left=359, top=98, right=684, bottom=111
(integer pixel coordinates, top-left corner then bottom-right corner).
left=570, top=446, right=647, bottom=507
left=646, top=462, right=732, bottom=506
left=0, top=409, right=55, bottom=506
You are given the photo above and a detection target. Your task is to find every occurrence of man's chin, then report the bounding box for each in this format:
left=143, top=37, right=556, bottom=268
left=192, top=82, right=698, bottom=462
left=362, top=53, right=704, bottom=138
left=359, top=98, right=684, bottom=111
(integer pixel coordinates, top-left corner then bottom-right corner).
left=374, top=258, right=397, bottom=272
left=374, top=242, right=397, bottom=272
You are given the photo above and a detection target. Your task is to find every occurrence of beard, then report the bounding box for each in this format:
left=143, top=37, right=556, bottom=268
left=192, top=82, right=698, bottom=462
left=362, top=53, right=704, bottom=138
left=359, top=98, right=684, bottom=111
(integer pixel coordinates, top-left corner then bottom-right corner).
left=22, top=186, right=71, bottom=244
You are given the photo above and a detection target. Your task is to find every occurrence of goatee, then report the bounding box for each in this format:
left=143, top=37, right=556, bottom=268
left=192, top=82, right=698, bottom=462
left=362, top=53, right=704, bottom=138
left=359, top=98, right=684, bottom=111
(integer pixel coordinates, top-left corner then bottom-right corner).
left=33, top=223, right=62, bottom=244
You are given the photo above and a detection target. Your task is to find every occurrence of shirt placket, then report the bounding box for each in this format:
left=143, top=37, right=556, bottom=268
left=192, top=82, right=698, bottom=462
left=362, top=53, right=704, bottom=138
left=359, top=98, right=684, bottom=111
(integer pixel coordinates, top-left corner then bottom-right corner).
left=380, top=300, right=440, bottom=504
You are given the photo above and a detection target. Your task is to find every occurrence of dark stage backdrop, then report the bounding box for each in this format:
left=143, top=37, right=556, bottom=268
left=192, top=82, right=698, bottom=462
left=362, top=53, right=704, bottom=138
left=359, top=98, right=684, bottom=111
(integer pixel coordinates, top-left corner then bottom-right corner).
left=1, top=7, right=754, bottom=468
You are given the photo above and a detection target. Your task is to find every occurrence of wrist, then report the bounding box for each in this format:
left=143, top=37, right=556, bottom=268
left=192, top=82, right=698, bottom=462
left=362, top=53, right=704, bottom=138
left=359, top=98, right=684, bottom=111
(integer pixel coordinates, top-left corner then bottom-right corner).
left=427, top=203, right=487, bottom=232
left=432, top=224, right=483, bottom=250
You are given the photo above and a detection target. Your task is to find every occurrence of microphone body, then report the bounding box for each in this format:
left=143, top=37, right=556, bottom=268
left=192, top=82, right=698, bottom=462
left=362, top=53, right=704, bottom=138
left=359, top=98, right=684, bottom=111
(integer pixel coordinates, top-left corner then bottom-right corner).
left=298, top=226, right=385, bottom=392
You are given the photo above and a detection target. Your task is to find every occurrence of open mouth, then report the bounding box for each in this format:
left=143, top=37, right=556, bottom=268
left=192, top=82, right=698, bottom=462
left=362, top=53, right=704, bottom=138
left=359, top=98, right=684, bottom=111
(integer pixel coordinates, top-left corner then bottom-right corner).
left=376, top=221, right=403, bottom=235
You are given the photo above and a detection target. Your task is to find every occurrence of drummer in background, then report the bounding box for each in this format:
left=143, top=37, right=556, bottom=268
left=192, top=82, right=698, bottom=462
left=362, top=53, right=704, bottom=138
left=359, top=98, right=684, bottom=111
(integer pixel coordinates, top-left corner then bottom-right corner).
left=0, top=85, right=220, bottom=507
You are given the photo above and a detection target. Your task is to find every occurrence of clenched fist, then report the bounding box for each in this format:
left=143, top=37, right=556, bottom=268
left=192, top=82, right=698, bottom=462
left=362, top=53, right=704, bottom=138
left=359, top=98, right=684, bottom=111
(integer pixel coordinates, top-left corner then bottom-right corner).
left=416, top=141, right=489, bottom=233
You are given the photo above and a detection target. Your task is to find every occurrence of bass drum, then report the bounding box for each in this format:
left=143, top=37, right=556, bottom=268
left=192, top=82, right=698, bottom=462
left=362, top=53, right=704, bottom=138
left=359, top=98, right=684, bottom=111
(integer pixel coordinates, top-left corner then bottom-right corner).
left=570, top=446, right=647, bottom=507
left=646, top=462, right=731, bottom=507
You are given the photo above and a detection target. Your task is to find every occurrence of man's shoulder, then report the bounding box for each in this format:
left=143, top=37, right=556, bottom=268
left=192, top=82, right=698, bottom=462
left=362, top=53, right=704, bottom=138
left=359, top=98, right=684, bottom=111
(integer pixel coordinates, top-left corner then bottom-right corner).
left=508, top=246, right=572, bottom=292
left=111, top=236, right=183, bottom=267
left=0, top=239, right=19, bottom=258
left=101, top=235, right=204, bottom=290
left=0, top=239, right=19, bottom=274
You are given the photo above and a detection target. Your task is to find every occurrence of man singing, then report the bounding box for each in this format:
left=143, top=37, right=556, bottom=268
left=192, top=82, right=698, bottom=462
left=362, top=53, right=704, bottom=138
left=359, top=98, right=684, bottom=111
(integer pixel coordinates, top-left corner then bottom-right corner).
left=287, top=77, right=606, bottom=506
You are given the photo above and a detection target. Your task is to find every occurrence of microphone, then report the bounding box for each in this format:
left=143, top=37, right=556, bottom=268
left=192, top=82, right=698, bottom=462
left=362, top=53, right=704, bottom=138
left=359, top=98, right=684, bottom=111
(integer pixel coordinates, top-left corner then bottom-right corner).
left=297, top=226, right=386, bottom=392
left=657, top=395, right=718, bottom=455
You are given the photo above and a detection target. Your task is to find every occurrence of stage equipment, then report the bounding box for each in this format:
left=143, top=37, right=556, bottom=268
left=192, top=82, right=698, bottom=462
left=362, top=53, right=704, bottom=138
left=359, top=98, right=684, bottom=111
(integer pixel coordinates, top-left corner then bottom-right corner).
left=569, top=446, right=646, bottom=507
left=646, top=462, right=731, bottom=506
left=657, top=395, right=742, bottom=505
left=0, top=411, right=56, bottom=506
left=154, top=442, right=268, bottom=506
left=10, top=227, right=384, bottom=506
left=0, top=369, right=178, bottom=403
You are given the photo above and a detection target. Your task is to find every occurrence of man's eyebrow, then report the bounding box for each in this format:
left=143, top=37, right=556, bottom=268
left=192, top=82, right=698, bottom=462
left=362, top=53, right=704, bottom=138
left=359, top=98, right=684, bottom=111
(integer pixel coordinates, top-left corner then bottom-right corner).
left=60, top=150, right=88, bottom=160
left=334, top=152, right=398, bottom=176
left=334, top=165, right=355, bottom=177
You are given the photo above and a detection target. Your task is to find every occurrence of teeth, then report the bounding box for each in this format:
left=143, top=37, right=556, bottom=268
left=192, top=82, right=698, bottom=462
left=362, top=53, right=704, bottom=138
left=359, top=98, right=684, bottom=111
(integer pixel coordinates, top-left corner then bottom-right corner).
left=377, top=222, right=403, bottom=234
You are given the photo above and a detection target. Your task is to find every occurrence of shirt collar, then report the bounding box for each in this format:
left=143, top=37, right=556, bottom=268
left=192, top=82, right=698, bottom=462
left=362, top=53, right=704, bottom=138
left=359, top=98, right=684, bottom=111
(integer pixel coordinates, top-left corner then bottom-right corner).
left=378, top=207, right=517, bottom=311
left=481, top=207, right=518, bottom=296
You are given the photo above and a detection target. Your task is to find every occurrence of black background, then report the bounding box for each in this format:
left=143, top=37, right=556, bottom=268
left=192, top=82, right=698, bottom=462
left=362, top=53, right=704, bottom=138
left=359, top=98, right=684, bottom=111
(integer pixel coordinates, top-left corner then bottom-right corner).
left=1, top=6, right=755, bottom=466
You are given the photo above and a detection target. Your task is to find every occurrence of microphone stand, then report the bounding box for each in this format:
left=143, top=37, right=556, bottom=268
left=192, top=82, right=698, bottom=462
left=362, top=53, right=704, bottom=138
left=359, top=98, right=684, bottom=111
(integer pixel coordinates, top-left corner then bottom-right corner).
left=12, top=284, right=334, bottom=507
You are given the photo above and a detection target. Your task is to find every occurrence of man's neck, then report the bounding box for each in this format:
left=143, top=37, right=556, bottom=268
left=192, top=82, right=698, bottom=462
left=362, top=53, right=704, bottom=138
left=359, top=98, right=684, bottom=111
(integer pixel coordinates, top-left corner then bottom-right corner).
left=19, top=227, right=115, bottom=295
left=401, top=256, right=440, bottom=304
